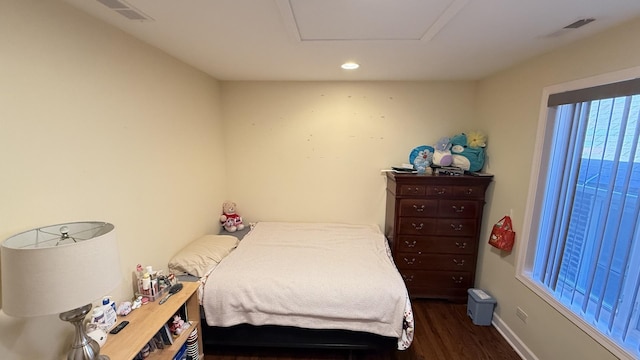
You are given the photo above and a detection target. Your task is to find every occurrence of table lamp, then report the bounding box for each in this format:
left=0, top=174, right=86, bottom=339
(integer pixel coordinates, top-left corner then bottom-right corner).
left=1, top=221, right=120, bottom=360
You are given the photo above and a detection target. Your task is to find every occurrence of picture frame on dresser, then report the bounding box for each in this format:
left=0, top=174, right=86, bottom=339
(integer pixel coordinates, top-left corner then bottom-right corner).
left=385, top=171, right=492, bottom=302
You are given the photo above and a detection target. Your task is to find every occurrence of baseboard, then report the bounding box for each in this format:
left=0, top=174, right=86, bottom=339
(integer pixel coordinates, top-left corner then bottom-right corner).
left=491, top=313, right=539, bottom=360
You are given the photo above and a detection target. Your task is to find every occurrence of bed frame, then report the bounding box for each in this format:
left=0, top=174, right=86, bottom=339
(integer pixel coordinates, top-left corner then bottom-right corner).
left=177, top=276, right=397, bottom=351
left=200, top=320, right=398, bottom=350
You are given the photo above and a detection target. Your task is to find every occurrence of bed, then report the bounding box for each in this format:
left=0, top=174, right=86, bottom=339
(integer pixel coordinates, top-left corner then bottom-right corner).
left=169, top=222, right=414, bottom=351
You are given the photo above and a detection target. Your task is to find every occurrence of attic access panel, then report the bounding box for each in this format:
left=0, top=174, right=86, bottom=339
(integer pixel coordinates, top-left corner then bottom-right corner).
left=284, top=0, right=458, bottom=41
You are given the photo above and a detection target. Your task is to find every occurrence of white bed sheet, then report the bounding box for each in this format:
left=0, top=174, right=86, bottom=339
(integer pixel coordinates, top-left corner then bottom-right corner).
left=199, top=222, right=413, bottom=350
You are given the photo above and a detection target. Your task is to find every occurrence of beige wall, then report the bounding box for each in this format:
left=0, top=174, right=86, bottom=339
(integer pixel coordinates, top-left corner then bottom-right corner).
left=220, top=81, right=476, bottom=228
left=0, top=1, right=226, bottom=359
left=475, top=17, right=640, bottom=360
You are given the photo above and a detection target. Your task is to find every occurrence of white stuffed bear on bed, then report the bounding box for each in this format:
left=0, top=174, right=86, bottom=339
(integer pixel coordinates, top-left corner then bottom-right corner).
left=220, top=201, right=245, bottom=232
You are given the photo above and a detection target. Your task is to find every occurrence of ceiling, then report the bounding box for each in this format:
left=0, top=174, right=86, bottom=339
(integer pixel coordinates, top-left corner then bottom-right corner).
left=62, top=0, right=640, bottom=81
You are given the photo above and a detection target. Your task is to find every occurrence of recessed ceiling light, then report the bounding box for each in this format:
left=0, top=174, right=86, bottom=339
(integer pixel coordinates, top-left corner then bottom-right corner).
left=341, top=62, right=360, bottom=70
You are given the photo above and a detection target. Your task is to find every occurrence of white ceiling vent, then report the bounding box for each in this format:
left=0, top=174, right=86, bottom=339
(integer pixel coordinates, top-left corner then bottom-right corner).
left=564, top=18, right=596, bottom=29
left=542, top=18, right=596, bottom=38
left=96, top=0, right=153, bottom=21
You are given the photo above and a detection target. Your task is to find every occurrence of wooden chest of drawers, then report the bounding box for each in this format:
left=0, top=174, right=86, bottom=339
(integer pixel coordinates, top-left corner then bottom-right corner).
left=385, top=172, right=492, bottom=302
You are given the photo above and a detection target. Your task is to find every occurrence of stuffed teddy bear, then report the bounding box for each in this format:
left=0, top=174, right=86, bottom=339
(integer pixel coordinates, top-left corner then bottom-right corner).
left=432, top=136, right=453, bottom=167
left=450, top=132, right=486, bottom=172
left=170, top=314, right=186, bottom=336
left=220, top=201, right=245, bottom=232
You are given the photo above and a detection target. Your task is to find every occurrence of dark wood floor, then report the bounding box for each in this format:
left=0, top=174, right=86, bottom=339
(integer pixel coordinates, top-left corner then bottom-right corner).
left=203, top=300, right=521, bottom=360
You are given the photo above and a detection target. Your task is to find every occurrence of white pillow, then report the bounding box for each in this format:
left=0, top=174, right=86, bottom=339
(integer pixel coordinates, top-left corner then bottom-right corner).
left=168, top=235, right=239, bottom=277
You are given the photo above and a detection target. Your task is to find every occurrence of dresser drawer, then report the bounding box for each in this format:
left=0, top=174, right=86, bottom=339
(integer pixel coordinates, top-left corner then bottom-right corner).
left=398, top=199, right=438, bottom=217
left=399, top=269, right=473, bottom=289
left=404, top=283, right=470, bottom=301
left=398, top=217, right=437, bottom=235
left=452, top=185, right=486, bottom=198
left=397, top=235, right=475, bottom=254
left=399, top=185, right=425, bottom=196
left=438, top=200, right=479, bottom=219
left=395, top=253, right=474, bottom=271
left=435, top=218, right=477, bottom=237
left=426, top=185, right=451, bottom=196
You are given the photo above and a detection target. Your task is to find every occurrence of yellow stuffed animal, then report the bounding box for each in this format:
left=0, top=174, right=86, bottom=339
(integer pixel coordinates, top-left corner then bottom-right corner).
left=467, top=130, right=487, bottom=149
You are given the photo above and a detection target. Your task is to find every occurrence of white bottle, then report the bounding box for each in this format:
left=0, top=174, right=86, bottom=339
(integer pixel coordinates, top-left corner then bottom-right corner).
left=142, top=272, right=151, bottom=292
left=101, top=299, right=117, bottom=330
left=102, top=296, right=116, bottom=313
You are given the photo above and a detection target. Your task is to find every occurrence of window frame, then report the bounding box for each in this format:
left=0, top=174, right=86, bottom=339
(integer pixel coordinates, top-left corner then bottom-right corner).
left=516, top=66, right=640, bottom=360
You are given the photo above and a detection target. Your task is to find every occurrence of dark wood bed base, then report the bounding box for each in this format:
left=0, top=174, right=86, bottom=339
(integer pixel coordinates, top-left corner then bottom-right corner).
left=200, top=319, right=398, bottom=350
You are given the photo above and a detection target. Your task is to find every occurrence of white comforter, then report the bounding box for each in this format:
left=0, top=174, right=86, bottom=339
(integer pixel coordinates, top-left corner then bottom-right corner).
left=200, top=222, right=414, bottom=350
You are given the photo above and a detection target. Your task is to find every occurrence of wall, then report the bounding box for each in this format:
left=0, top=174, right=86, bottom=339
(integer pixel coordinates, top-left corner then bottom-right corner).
left=221, top=81, right=476, bottom=228
left=475, top=17, right=640, bottom=360
left=0, top=1, right=226, bottom=359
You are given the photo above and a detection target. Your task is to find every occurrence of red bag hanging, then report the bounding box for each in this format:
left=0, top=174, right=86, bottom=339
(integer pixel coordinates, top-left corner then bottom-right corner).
left=488, top=216, right=516, bottom=251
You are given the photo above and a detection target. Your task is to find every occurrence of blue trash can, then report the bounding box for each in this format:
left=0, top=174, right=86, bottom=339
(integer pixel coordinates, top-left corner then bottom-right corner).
left=467, top=288, right=497, bottom=326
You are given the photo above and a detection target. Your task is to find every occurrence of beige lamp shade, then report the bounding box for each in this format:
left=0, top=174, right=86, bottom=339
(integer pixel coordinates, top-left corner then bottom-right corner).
left=1, top=221, right=120, bottom=317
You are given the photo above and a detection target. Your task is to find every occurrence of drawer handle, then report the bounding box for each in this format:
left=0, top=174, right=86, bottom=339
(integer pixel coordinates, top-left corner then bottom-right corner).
left=455, top=242, right=467, bottom=249
left=465, top=188, right=474, bottom=195
left=403, top=257, right=416, bottom=265
left=412, top=223, right=424, bottom=230
left=402, top=274, right=414, bottom=282
left=434, top=187, right=447, bottom=195
left=451, top=276, right=464, bottom=284
left=407, top=187, right=419, bottom=194
left=450, top=224, right=464, bottom=231
left=452, top=205, right=465, bottom=213
left=413, top=204, right=425, bottom=212
left=404, top=240, right=417, bottom=248
left=453, top=259, right=465, bottom=266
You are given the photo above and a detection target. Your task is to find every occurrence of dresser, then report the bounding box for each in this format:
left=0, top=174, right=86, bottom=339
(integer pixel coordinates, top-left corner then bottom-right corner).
left=385, top=172, right=492, bottom=302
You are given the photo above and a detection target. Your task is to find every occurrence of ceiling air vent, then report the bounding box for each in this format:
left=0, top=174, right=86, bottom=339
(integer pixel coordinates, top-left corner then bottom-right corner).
left=96, top=0, right=153, bottom=21
left=542, top=18, right=596, bottom=38
left=564, top=18, right=595, bottom=29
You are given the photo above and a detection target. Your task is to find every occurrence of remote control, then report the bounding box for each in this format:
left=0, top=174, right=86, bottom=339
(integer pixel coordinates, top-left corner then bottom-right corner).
left=109, top=320, right=129, bottom=334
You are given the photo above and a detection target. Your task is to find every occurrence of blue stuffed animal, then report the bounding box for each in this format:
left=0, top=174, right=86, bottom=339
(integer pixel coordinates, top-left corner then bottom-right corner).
left=410, top=145, right=434, bottom=173
left=450, top=133, right=486, bottom=172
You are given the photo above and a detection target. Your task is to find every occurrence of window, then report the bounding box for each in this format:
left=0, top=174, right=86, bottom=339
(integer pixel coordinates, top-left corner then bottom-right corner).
left=519, top=72, right=640, bottom=359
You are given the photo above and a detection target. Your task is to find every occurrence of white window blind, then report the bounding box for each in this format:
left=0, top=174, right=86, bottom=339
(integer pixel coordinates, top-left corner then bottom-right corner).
left=532, top=78, right=640, bottom=357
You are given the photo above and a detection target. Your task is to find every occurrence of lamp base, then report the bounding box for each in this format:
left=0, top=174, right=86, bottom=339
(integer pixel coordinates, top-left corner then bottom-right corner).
left=59, top=304, right=110, bottom=360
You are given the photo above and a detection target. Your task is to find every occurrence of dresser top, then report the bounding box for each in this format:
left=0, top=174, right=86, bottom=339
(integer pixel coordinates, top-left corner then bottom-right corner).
left=386, top=171, right=493, bottom=183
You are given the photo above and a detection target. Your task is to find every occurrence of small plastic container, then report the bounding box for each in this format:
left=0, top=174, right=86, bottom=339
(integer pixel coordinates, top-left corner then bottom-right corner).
left=91, top=307, right=104, bottom=323
left=136, top=283, right=169, bottom=302
left=467, top=288, right=497, bottom=326
left=135, top=269, right=171, bottom=301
